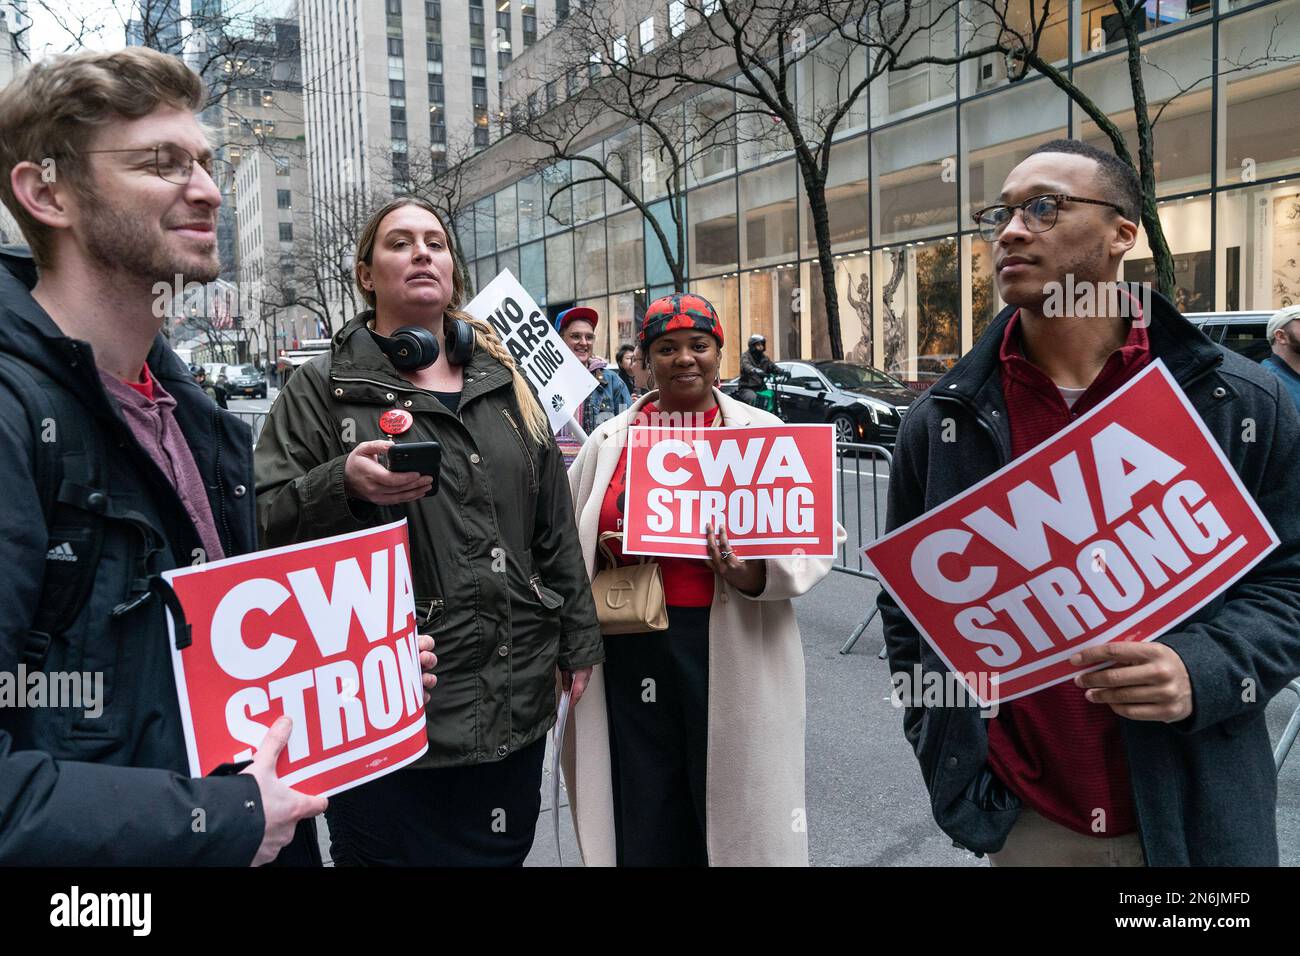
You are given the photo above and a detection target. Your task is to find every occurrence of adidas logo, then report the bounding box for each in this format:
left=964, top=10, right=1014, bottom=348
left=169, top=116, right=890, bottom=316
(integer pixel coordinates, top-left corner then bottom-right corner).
left=46, top=542, right=77, bottom=562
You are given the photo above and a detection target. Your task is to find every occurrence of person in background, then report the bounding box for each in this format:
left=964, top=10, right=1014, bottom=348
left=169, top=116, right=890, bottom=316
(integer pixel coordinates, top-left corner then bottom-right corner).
left=193, top=366, right=227, bottom=408
left=1261, top=304, right=1300, bottom=410
left=562, top=292, right=843, bottom=866
left=555, top=306, right=631, bottom=468
left=615, top=343, right=641, bottom=400
left=736, top=333, right=778, bottom=407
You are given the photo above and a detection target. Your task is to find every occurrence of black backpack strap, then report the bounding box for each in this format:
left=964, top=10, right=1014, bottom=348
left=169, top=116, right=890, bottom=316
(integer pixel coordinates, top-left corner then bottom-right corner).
left=0, top=353, right=107, bottom=670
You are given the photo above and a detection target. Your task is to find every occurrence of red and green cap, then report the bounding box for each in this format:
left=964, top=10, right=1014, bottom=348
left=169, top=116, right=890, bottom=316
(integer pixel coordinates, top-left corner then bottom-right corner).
left=639, top=293, right=724, bottom=349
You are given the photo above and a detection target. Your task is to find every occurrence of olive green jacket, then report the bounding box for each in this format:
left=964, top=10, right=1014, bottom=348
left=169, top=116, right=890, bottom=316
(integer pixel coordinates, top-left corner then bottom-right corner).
left=254, top=314, right=603, bottom=767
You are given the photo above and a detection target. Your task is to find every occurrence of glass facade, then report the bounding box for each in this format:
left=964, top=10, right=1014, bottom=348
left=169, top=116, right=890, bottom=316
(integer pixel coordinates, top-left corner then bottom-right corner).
left=459, top=0, right=1300, bottom=371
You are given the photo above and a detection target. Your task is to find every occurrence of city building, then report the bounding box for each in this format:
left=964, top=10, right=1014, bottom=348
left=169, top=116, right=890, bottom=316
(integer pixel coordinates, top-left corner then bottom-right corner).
left=0, top=1, right=28, bottom=245
left=125, top=0, right=185, bottom=55
left=297, top=0, right=563, bottom=326
left=454, top=0, right=1300, bottom=381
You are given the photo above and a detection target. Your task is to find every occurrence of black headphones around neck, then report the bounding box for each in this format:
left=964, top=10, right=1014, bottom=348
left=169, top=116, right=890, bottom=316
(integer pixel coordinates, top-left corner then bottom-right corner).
left=369, top=319, right=476, bottom=371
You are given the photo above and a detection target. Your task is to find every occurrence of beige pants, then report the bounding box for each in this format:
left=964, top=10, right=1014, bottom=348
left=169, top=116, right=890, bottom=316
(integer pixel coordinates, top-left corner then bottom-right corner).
left=989, top=809, right=1146, bottom=867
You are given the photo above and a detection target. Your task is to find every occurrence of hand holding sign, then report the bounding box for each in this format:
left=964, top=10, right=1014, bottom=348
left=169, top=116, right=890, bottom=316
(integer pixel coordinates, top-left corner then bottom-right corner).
left=242, top=716, right=329, bottom=866
left=705, top=521, right=766, bottom=595
left=1071, top=641, right=1193, bottom=722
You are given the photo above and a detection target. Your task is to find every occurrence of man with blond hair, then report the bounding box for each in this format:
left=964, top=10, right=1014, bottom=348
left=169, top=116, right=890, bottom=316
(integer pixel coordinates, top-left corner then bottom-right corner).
left=0, top=48, right=435, bottom=865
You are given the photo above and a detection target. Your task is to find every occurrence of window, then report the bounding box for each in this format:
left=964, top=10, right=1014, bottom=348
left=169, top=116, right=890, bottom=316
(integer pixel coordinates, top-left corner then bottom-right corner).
left=474, top=127, right=489, bottom=146
left=473, top=85, right=489, bottom=108
left=566, top=67, right=580, bottom=97
left=470, top=6, right=485, bottom=39
left=472, top=46, right=486, bottom=66
left=669, top=0, right=686, bottom=37
left=589, top=51, right=601, bottom=81
left=387, top=37, right=403, bottom=56
left=739, top=160, right=797, bottom=268
left=427, top=41, right=442, bottom=60
left=261, top=90, right=274, bottom=108
left=703, top=0, right=719, bottom=14
left=498, top=50, right=512, bottom=70
left=872, top=108, right=958, bottom=244
left=277, top=189, right=291, bottom=209
left=426, top=1, right=441, bottom=18
left=574, top=222, right=607, bottom=297
left=556, top=0, right=569, bottom=21
left=274, top=157, right=290, bottom=176
left=278, top=222, right=293, bottom=242
left=429, top=81, right=444, bottom=102
left=389, top=79, right=405, bottom=99
left=613, top=36, right=629, bottom=65
left=545, top=80, right=556, bottom=110
left=386, top=0, right=401, bottom=15
left=523, top=14, right=536, bottom=44
left=431, top=120, right=447, bottom=143
left=639, top=17, right=655, bottom=53
left=496, top=185, right=519, bottom=250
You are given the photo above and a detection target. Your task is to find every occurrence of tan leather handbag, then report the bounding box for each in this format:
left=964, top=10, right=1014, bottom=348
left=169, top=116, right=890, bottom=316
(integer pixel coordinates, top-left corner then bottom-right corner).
left=591, top=531, right=668, bottom=634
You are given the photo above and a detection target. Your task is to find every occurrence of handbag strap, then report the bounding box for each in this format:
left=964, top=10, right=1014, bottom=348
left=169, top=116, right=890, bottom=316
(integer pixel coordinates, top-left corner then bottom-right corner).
left=598, top=530, right=654, bottom=568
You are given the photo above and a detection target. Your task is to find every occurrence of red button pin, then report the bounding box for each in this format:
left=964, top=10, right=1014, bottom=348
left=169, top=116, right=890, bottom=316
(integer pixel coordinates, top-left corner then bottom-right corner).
left=379, top=409, right=413, bottom=435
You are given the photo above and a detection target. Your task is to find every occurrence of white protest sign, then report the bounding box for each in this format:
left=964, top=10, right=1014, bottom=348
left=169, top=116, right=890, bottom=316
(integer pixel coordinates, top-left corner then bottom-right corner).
left=464, top=270, right=598, bottom=433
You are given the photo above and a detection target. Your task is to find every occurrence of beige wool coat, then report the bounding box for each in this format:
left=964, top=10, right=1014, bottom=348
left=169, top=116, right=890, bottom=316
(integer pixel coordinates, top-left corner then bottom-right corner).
left=562, top=387, right=843, bottom=866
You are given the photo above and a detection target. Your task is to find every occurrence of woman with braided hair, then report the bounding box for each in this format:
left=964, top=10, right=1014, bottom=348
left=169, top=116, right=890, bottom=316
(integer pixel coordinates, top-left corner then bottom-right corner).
left=255, top=197, right=602, bottom=866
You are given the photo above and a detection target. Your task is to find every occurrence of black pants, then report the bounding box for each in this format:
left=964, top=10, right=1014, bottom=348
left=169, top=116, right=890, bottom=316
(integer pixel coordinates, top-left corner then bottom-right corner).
left=324, top=736, right=546, bottom=866
left=603, top=605, right=710, bottom=866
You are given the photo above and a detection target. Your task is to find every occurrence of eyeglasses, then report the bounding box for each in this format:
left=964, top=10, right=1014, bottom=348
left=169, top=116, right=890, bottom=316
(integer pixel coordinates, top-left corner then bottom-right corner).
left=972, top=193, right=1128, bottom=241
left=81, top=143, right=236, bottom=193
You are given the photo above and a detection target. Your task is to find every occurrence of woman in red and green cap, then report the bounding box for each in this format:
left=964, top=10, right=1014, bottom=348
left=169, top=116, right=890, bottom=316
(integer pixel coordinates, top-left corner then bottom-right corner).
left=561, top=292, right=842, bottom=866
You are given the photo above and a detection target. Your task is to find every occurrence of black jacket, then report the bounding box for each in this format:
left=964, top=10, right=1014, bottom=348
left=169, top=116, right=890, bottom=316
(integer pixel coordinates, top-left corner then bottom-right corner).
left=255, top=313, right=602, bottom=768
left=739, top=348, right=777, bottom=389
left=880, top=291, right=1300, bottom=865
left=0, top=249, right=266, bottom=865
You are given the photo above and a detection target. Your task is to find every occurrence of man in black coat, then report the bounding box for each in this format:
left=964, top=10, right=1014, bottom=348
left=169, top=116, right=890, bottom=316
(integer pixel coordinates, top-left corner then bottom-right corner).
left=881, top=139, right=1300, bottom=865
left=0, top=48, right=349, bottom=865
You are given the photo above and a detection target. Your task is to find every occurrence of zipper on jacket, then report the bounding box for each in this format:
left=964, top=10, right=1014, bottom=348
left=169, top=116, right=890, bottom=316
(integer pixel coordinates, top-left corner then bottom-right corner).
left=211, top=407, right=235, bottom=555
left=332, top=374, right=423, bottom=394
left=501, top=406, right=537, bottom=490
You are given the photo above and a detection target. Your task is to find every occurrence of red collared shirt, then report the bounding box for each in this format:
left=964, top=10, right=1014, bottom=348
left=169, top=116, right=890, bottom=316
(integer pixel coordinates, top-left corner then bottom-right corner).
left=986, top=307, right=1151, bottom=837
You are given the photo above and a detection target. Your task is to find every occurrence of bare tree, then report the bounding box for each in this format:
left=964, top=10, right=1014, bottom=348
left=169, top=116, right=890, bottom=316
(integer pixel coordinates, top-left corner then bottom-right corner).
left=504, top=4, right=695, bottom=292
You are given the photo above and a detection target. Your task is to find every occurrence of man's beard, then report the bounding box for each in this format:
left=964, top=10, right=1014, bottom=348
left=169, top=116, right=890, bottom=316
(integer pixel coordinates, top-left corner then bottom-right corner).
left=83, top=195, right=219, bottom=284
left=1002, top=235, right=1111, bottom=313
left=1284, top=328, right=1300, bottom=359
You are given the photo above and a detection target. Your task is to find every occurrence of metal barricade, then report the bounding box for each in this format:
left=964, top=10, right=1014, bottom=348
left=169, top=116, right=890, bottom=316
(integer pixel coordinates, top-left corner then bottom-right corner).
left=1276, top=679, right=1300, bottom=774
left=832, top=441, right=892, bottom=655
left=228, top=410, right=269, bottom=448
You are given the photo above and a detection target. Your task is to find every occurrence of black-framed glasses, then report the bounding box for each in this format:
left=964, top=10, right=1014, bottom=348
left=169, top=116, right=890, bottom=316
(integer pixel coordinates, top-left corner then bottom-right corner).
left=972, top=193, right=1128, bottom=241
left=81, top=143, right=236, bottom=193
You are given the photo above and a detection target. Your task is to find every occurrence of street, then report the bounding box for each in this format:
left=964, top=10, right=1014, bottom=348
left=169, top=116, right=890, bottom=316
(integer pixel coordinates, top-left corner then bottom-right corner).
left=520, top=569, right=1300, bottom=867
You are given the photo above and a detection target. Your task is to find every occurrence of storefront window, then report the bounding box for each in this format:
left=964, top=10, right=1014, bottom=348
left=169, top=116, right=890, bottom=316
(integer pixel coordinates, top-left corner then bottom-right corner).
left=1123, top=194, right=1214, bottom=312
left=740, top=160, right=798, bottom=268
left=475, top=254, right=497, bottom=293
left=869, top=0, right=956, bottom=122
left=605, top=127, right=642, bottom=213
left=543, top=161, right=573, bottom=231
left=644, top=199, right=680, bottom=289
left=688, top=180, right=739, bottom=276
left=1219, top=0, right=1300, bottom=185
left=873, top=237, right=959, bottom=379
left=520, top=240, right=546, bottom=304
left=1076, top=0, right=1212, bottom=60
left=545, top=231, right=575, bottom=303
left=607, top=209, right=646, bottom=291
left=572, top=145, right=605, bottom=223
left=743, top=265, right=800, bottom=361
left=803, top=251, right=872, bottom=361
left=802, top=135, right=870, bottom=256
left=574, top=221, right=607, bottom=298
left=690, top=274, right=741, bottom=379
left=474, top=195, right=496, bottom=256
left=961, top=0, right=1068, bottom=96
left=495, top=184, right=518, bottom=251
left=642, top=109, right=685, bottom=201
left=873, top=108, right=958, bottom=244
left=965, top=234, right=1001, bottom=343
left=1074, top=28, right=1212, bottom=195
left=687, top=87, right=736, bottom=186
left=455, top=208, right=475, bottom=261
left=497, top=247, right=519, bottom=285
left=517, top=174, right=544, bottom=243
left=800, top=35, right=868, bottom=138
left=961, top=79, right=1068, bottom=219
left=1216, top=183, right=1300, bottom=311
left=607, top=290, right=647, bottom=353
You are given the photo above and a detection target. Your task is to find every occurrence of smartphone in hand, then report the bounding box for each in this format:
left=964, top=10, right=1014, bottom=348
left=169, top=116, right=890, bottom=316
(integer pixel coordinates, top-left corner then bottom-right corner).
left=386, top=440, right=442, bottom=496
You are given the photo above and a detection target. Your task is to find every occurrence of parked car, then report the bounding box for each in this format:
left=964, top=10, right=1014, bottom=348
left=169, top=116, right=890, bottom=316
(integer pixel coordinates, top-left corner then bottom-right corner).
left=887, top=354, right=959, bottom=388
left=723, top=360, right=918, bottom=447
left=221, top=363, right=268, bottom=399
left=1185, top=310, right=1273, bottom=362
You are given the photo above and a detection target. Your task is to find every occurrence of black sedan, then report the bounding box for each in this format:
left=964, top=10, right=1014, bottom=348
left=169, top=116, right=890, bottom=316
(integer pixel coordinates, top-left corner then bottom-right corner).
left=723, top=360, right=918, bottom=447
left=221, top=363, right=268, bottom=399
